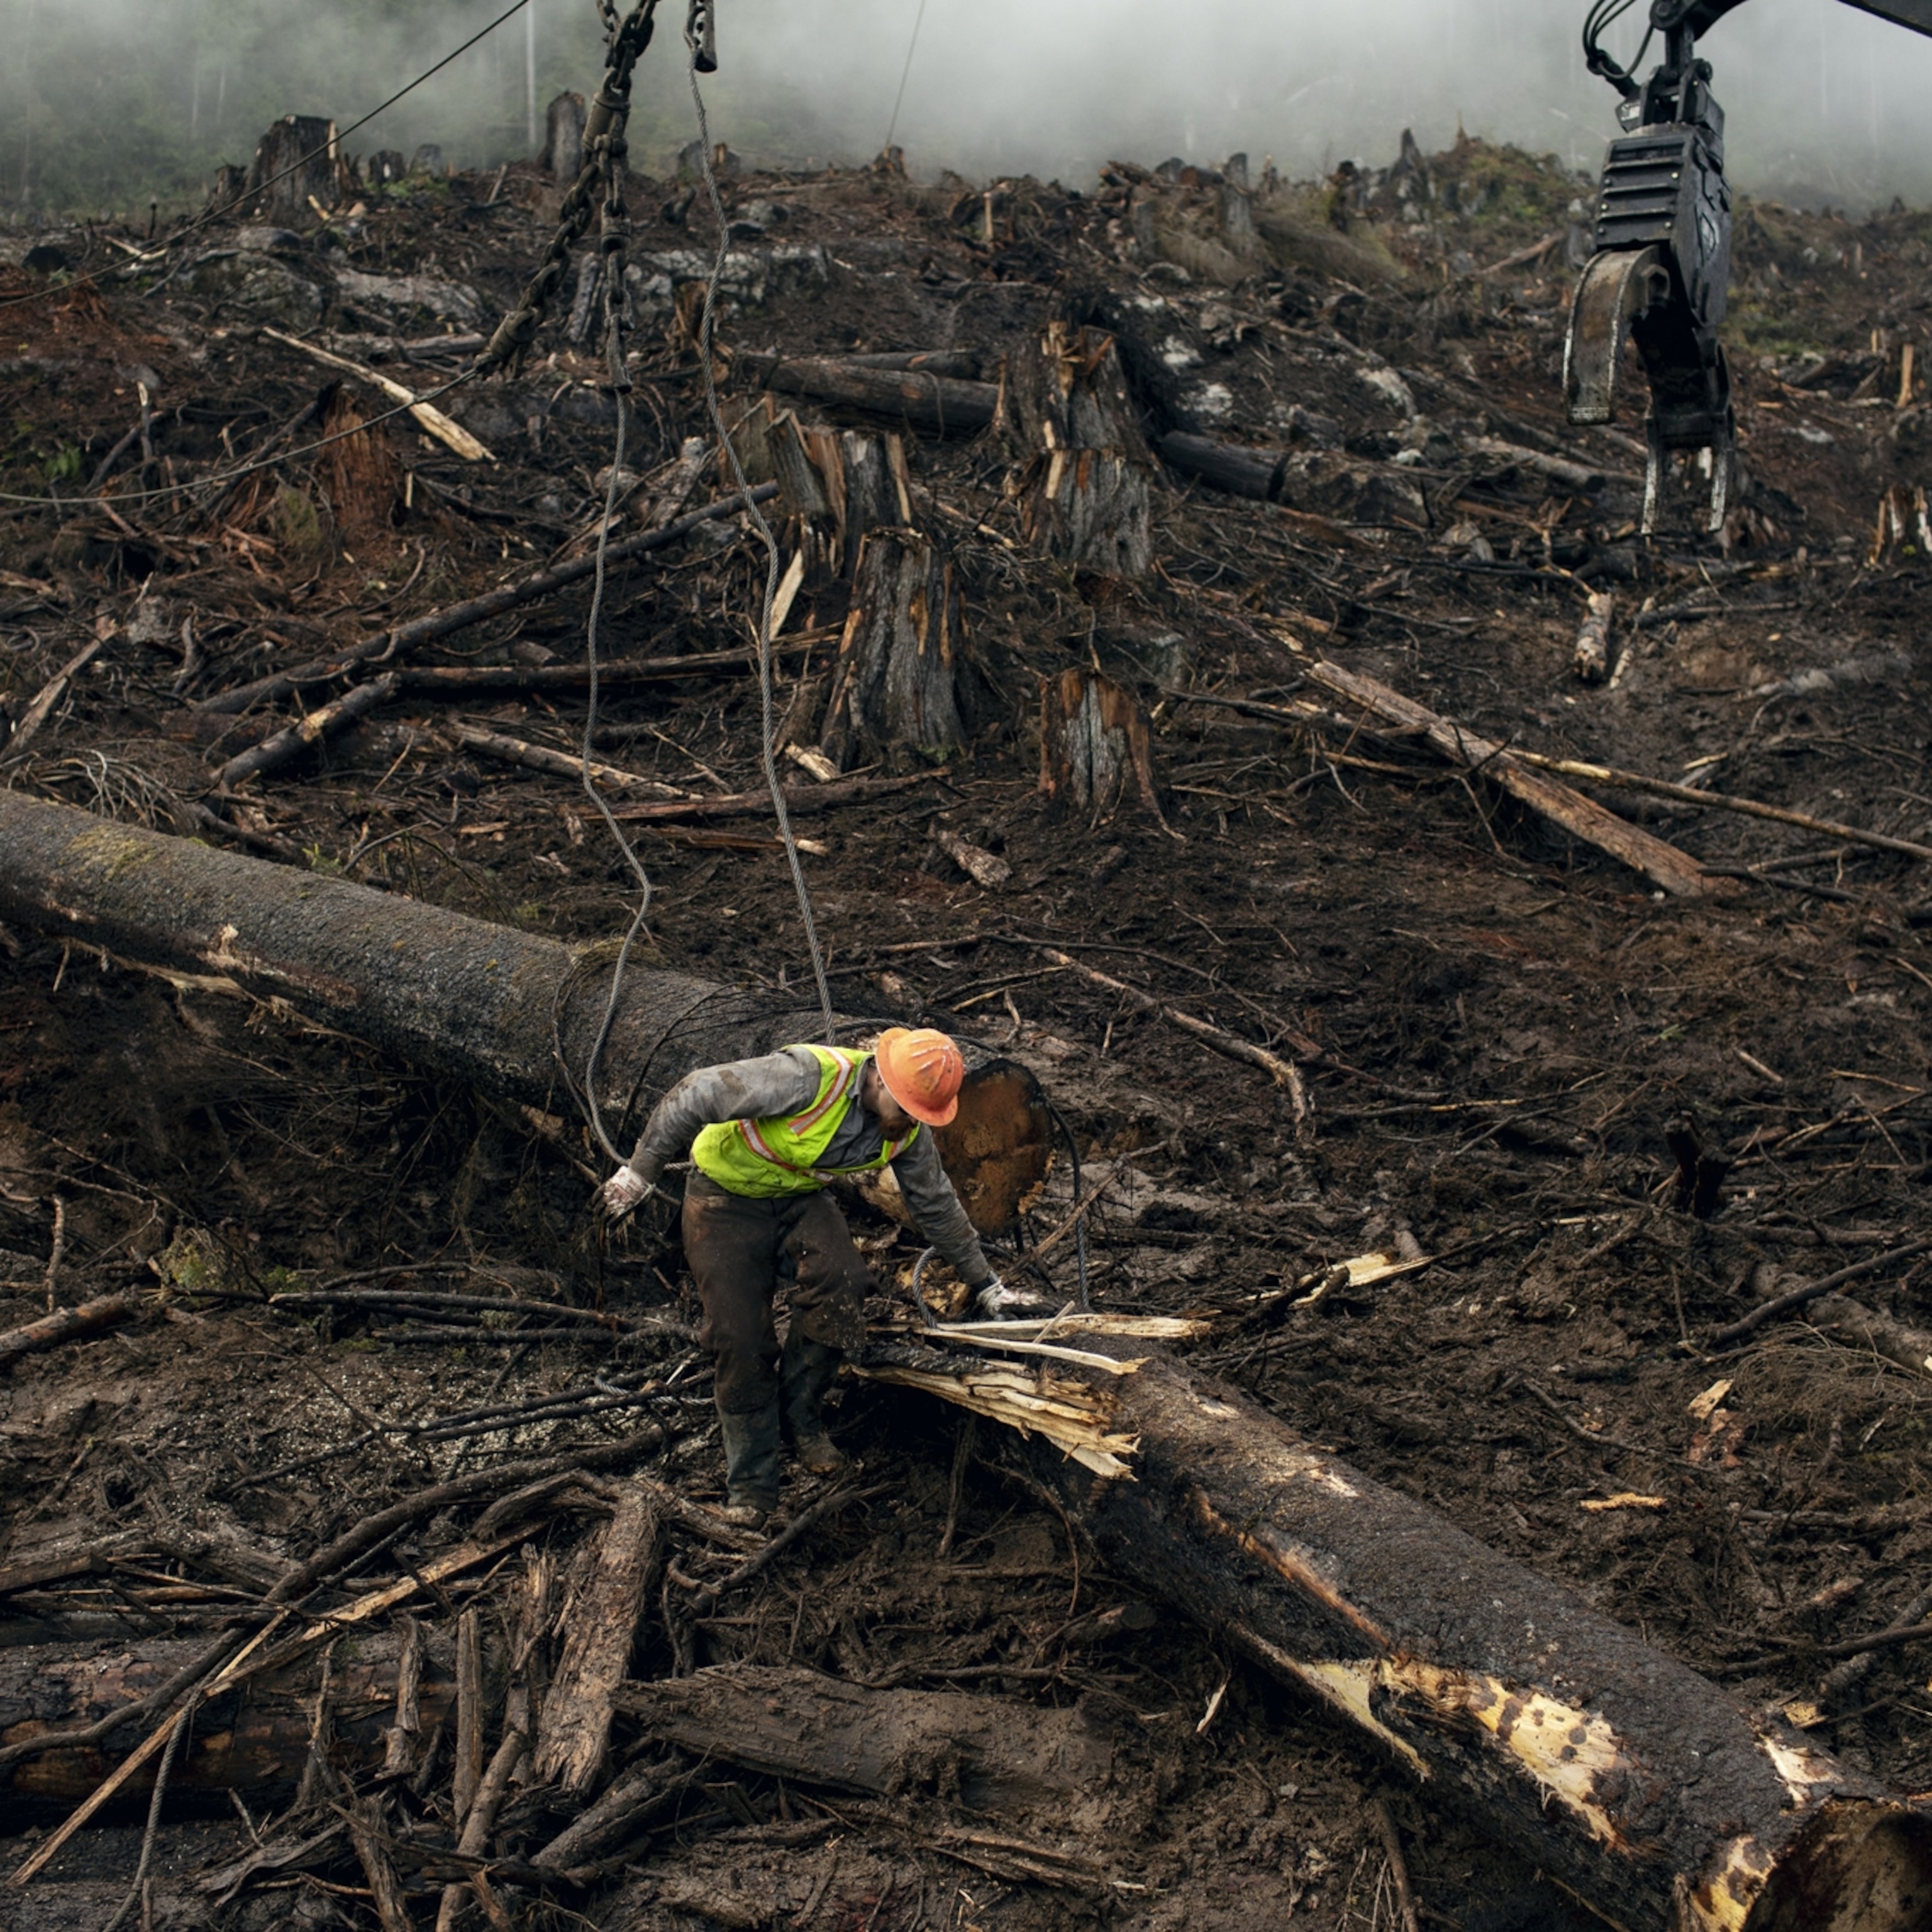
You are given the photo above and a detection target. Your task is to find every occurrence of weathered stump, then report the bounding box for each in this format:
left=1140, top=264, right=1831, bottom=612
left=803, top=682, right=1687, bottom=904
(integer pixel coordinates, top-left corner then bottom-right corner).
left=1038, top=667, right=1165, bottom=824
left=818, top=529, right=970, bottom=772
left=1000, top=321, right=1153, bottom=577
left=730, top=399, right=914, bottom=580
left=541, top=91, right=587, bottom=181
left=245, top=116, right=345, bottom=225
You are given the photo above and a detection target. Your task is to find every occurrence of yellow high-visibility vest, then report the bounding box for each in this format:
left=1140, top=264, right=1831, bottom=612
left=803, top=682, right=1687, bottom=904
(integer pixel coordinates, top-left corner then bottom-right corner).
left=691, top=1044, right=918, bottom=1198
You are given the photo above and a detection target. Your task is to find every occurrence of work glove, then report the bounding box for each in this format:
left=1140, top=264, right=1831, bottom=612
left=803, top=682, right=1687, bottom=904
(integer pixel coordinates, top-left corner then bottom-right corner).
left=973, top=1275, right=1031, bottom=1320
left=599, top=1163, right=655, bottom=1223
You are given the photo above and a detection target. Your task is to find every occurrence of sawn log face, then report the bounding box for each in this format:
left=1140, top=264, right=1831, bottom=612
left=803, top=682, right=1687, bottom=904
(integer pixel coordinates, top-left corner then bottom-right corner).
left=1006, top=1343, right=1931, bottom=1932
left=0, top=794, right=1050, bottom=1234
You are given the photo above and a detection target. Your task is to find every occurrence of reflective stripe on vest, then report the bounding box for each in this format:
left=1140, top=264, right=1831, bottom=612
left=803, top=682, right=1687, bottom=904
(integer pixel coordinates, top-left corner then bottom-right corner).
left=690, top=1044, right=919, bottom=1197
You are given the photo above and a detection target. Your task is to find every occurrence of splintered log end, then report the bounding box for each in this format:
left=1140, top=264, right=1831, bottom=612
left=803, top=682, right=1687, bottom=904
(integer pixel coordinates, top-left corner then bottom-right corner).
left=1708, top=1799, right=1932, bottom=1932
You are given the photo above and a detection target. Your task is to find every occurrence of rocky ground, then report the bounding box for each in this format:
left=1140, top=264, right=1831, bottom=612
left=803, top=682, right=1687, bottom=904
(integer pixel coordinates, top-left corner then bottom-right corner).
left=2, top=122, right=1932, bottom=1932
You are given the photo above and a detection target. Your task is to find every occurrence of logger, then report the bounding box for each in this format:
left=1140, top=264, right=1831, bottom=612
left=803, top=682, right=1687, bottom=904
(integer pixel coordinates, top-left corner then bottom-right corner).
left=1564, top=0, right=1932, bottom=532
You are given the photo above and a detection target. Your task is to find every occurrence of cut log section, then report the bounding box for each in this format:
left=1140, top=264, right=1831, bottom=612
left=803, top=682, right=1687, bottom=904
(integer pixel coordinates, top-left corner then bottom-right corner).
left=1158, top=431, right=1429, bottom=528
left=532, top=1485, right=660, bottom=1798
left=245, top=116, right=347, bottom=225
left=613, top=1663, right=1113, bottom=1811
left=0, top=793, right=1050, bottom=1236
left=862, top=1337, right=1931, bottom=1932
left=818, top=529, right=972, bottom=772
left=1, top=1636, right=450, bottom=1800
left=1038, top=668, right=1167, bottom=827
left=999, top=322, right=1153, bottom=577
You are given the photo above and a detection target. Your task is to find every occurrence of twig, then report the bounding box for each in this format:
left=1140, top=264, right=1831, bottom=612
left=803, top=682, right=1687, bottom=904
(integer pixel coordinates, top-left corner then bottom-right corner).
left=686, top=1483, right=872, bottom=1601
left=0, top=634, right=108, bottom=765
left=194, top=483, right=780, bottom=715
left=1030, top=946, right=1312, bottom=1124
left=1372, top=1799, right=1422, bottom=1932
left=0, top=1291, right=140, bottom=1372
left=259, top=327, right=492, bottom=462
left=1030, top=1162, right=1129, bottom=1262
left=42, top=1195, right=65, bottom=1314
left=1710, top=1238, right=1932, bottom=1345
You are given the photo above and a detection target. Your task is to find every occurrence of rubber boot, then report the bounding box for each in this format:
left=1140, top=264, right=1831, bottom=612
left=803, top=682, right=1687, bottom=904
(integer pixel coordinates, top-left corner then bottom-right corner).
left=779, top=1333, right=850, bottom=1477
left=716, top=1404, right=782, bottom=1529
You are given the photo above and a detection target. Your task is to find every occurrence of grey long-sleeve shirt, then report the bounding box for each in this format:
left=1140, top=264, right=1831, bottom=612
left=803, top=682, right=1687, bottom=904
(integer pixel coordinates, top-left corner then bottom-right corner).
left=627, top=1049, right=994, bottom=1286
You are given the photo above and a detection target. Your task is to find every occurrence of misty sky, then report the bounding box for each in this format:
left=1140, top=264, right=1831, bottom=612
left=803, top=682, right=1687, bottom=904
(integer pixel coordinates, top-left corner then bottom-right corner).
left=11, top=0, right=1932, bottom=211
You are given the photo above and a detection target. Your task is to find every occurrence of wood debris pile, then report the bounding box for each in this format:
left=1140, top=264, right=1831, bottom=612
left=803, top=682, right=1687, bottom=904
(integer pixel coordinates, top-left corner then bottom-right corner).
left=3, top=120, right=1932, bottom=1931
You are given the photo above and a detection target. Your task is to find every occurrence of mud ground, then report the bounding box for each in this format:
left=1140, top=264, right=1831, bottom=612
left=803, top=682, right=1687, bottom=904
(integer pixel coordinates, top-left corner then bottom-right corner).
left=1, top=126, right=1931, bottom=1931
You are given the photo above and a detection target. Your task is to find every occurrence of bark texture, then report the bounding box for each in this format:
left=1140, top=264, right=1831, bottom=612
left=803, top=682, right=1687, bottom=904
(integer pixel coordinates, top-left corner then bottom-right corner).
left=1001, top=323, right=1152, bottom=577
left=819, top=530, right=971, bottom=772
left=1038, top=669, right=1165, bottom=824
left=951, top=1340, right=1931, bottom=1932
left=541, top=92, right=587, bottom=181
left=1, top=1638, right=449, bottom=1801
left=745, top=356, right=997, bottom=437
left=246, top=116, right=345, bottom=225
left=0, top=794, right=1050, bottom=1236
left=613, top=1663, right=1113, bottom=1811
left=532, top=1487, right=660, bottom=1798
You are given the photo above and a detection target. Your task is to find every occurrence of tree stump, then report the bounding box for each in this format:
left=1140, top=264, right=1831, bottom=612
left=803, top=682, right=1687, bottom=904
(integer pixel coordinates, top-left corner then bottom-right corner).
left=730, top=399, right=914, bottom=580
left=209, top=162, right=247, bottom=210
left=542, top=92, right=587, bottom=181
left=1038, top=667, right=1166, bottom=825
left=819, top=529, right=970, bottom=772
left=366, top=151, right=408, bottom=187
left=999, top=321, right=1153, bottom=577
left=316, top=386, right=403, bottom=540
left=245, top=116, right=345, bottom=225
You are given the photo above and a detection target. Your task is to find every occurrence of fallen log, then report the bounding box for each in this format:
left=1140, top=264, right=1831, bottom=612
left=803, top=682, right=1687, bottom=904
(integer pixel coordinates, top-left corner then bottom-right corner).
left=1, top=1635, right=453, bottom=1801
left=738, top=354, right=998, bottom=436
left=392, top=637, right=826, bottom=696
left=1157, top=432, right=1429, bottom=526
left=0, top=794, right=1050, bottom=1236
left=532, top=1486, right=660, bottom=1798
left=194, top=482, right=781, bottom=714
left=0, top=1293, right=141, bottom=1373
left=860, top=1337, right=1930, bottom=1932
left=1301, top=660, right=1728, bottom=899
left=1504, top=747, right=1932, bottom=868
left=261, top=328, right=491, bottom=464
left=606, top=772, right=938, bottom=824
left=613, top=1662, right=1112, bottom=1811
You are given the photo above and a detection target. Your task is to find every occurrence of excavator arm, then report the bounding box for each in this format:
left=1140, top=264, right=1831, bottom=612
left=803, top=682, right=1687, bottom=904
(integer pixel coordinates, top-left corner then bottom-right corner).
left=1566, top=0, right=1932, bottom=532
left=1658, top=0, right=1932, bottom=33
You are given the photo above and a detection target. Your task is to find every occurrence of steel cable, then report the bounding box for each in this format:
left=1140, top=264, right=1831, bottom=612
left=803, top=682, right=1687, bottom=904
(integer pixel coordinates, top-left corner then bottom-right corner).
left=686, top=28, right=837, bottom=1046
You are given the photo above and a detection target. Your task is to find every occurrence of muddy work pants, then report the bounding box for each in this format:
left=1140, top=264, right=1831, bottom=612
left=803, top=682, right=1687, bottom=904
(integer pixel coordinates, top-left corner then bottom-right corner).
left=682, top=1173, right=872, bottom=1415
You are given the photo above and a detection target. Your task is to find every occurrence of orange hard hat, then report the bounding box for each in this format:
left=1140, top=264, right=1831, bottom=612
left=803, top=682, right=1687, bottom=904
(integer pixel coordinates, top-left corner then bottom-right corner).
left=874, top=1026, right=965, bottom=1128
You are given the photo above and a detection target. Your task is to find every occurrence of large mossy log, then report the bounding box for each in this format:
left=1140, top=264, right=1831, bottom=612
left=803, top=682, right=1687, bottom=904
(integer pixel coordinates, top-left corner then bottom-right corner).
left=0, top=794, right=1048, bottom=1235
left=862, top=1339, right=1931, bottom=1932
